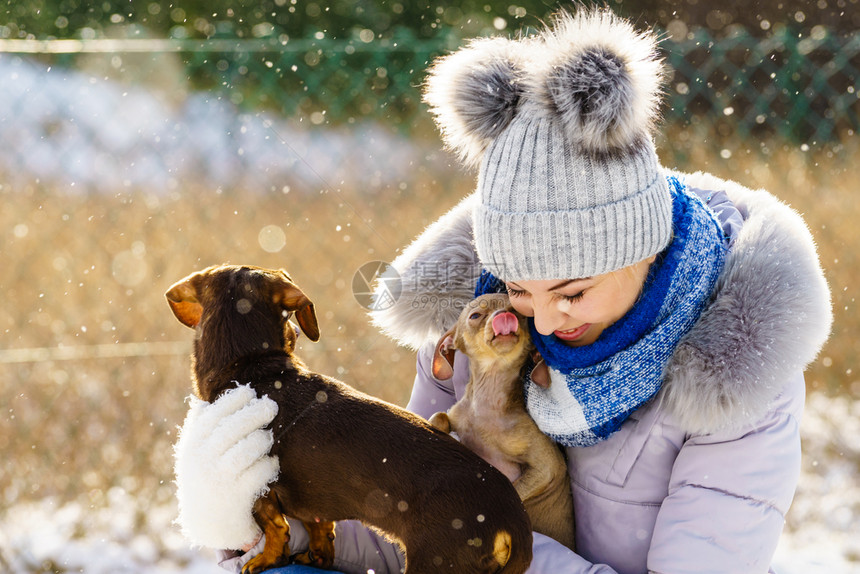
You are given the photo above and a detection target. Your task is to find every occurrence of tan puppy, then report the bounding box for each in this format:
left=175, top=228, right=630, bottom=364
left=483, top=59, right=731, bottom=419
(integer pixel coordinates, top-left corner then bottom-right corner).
left=429, top=293, right=575, bottom=550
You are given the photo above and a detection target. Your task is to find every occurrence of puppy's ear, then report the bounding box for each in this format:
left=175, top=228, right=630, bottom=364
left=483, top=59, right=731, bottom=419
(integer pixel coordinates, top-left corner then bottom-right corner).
left=166, top=276, right=203, bottom=328
left=530, top=351, right=551, bottom=389
left=432, top=328, right=458, bottom=381
left=276, top=278, right=320, bottom=342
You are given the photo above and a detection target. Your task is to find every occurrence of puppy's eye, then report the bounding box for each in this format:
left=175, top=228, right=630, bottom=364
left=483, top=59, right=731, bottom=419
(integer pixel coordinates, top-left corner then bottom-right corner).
left=469, top=312, right=482, bottom=320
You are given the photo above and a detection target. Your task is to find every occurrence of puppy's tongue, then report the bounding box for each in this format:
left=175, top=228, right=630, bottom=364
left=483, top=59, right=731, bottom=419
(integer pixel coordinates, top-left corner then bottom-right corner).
left=492, top=312, right=519, bottom=336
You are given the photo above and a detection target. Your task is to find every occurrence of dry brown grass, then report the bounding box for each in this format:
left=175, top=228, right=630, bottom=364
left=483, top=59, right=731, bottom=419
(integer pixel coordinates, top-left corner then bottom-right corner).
left=0, top=167, right=466, bottom=511
left=1, top=134, right=856, bottom=519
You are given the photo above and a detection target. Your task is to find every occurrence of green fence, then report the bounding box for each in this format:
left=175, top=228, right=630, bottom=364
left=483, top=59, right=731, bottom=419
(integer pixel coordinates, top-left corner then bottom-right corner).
left=664, top=27, right=860, bottom=143
left=3, top=25, right=859, bottom=143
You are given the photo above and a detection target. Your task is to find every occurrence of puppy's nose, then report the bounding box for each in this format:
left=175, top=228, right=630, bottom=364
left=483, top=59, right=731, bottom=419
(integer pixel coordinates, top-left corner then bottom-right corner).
left=491, top=311, right=519, bottom=336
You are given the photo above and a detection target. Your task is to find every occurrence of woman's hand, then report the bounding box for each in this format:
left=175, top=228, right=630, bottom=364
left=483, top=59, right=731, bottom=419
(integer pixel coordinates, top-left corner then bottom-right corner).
left=173, top=384, right=280, bottom=549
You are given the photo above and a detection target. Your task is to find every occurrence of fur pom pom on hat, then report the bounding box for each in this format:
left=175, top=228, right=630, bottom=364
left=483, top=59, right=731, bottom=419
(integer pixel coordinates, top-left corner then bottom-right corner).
left=538, top=9, right=666, bottom=154
left=423, top=36, right=527, bottom=168
left=424, top=8, right=674, bottom=281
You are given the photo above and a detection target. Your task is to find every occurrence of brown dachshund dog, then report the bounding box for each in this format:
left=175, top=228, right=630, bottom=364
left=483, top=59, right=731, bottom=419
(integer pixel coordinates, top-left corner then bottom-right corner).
left=429, top=293, right=575, bottom=550
left=166, top=265, right=533, bottom=574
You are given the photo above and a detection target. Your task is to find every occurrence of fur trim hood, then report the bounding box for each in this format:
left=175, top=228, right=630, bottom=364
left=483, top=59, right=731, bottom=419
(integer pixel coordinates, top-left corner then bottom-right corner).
left=370, top=173, right=832, bottom=434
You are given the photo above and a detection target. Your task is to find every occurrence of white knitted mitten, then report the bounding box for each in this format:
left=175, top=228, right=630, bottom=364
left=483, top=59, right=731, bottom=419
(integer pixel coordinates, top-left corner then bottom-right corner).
left=173, top=384, right=279, bottom=549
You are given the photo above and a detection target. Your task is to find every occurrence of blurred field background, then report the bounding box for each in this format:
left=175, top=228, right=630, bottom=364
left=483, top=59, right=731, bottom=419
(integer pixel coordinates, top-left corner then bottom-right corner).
left=1, top=0, right=859, bottom=571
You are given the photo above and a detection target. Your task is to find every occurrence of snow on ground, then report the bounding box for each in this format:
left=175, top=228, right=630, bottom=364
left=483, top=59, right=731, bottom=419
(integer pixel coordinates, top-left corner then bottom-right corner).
left=1, top=392, right=856, bottom=573
left=0, top=488, right=220, bottom=574
left=0, top=54, right=438, bottom=196
left=773, top=392, right=860, bottom=573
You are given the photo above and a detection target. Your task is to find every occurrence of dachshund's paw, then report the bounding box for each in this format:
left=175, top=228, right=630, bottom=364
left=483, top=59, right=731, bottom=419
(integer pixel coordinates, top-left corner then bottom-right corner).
left=240, top=555, right=270, bottom=574
left=296, top=545, right=334, bottom=574
left=297, top=519, right=335, bottom=568
left=240, top=538, right=290, bottom=574
left=310, top=534, right=336, bottom=569
left=292, top=541, right=335, bottom=569
left=242, top=553, right=290, bottom=574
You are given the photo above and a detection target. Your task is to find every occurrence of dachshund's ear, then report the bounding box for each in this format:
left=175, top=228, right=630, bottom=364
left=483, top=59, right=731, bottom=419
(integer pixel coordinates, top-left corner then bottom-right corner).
left=432, top=328, right=458, bottom=381
left=166, top=276, right=203, bottom=328
left=295, top=302, right=320, bottom=342
left=276, top=278, right=320, bottom=342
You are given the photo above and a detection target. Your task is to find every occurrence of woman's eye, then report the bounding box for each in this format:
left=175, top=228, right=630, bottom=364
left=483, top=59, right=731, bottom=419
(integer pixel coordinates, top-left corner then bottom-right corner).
left=506, top=287, right=527, bottom=298
left=560, top=291, right=585, bottom=303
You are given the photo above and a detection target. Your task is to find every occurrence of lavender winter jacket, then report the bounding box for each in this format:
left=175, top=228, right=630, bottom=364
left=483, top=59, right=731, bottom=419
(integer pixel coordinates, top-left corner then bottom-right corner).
left=218, top=172, right=831, bottom=574
left=368, top=171, right=831, bottom=574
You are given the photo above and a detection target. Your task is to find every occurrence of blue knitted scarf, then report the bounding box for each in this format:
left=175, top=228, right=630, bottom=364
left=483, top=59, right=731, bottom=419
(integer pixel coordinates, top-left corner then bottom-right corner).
left=475, top=177, right=728, bottom=447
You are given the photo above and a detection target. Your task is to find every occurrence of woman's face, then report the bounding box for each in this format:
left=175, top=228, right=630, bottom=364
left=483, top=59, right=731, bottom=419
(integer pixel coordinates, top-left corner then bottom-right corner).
left=505, top=256, right=656, bottom=346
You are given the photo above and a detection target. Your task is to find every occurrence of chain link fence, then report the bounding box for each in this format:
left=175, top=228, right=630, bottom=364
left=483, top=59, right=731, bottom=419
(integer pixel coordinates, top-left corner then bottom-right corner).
left=665, top=26, right=860, bottom=143
left=2, top=25, right=858, bottom=142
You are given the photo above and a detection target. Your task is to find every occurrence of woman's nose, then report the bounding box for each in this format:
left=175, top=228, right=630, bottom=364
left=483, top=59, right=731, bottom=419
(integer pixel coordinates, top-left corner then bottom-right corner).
left=531, top=300, right=567, bottom=336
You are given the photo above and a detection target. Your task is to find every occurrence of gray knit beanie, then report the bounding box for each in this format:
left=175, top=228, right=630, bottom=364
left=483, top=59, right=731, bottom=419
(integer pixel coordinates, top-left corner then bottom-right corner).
left=424, top=9, right=673, bottom=281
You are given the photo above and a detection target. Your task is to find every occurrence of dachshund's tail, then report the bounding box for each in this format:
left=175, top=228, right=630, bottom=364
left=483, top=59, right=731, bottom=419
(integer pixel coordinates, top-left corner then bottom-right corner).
left=481, top=528, right=532, bottom=573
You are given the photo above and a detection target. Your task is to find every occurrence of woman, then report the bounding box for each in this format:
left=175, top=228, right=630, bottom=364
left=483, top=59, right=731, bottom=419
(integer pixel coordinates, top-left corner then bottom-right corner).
left=173, top=8, right=832, bottom=573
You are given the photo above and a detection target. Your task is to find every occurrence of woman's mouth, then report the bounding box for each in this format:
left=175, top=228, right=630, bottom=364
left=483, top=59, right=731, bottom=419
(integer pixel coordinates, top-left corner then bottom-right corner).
left=554, top=324, right=591, bottom=342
